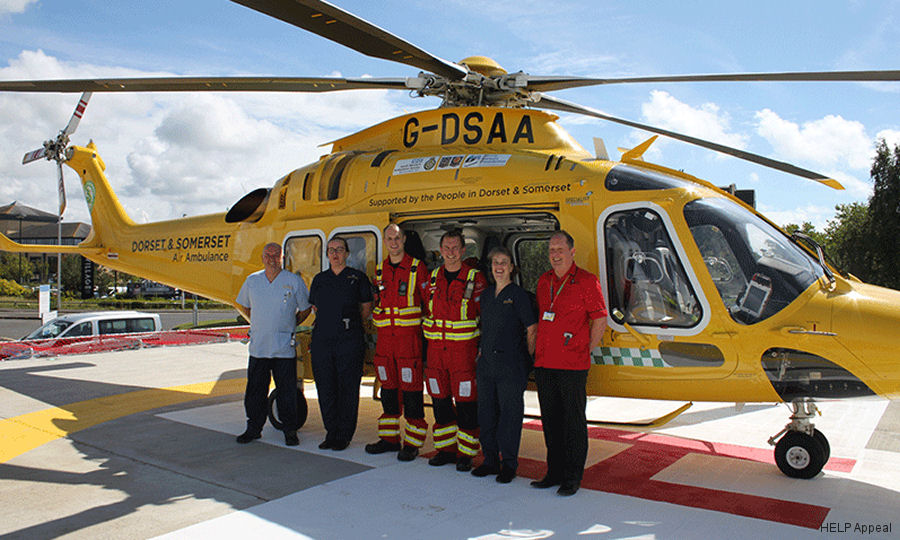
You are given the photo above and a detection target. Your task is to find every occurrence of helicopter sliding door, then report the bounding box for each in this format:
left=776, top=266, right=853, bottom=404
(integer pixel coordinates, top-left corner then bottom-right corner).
left=396, top=211, right=559, bottom=283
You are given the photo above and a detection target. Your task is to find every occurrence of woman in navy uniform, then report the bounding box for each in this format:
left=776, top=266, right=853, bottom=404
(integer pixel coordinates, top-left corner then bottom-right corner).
left=309, top=236, right=373, bottom=450
left=471, top=246, right=537, bottom=483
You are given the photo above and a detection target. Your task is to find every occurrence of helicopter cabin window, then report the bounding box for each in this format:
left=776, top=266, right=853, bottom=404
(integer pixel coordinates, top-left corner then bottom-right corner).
left=332, top=231, right=378, bottom=276
left=604, top=209, right=702, bottom=327
left=605, top=164, right=684, bottom=191
left=284, top=235, right=322, bottom=288
left=302, top=172, right=313, bottom=201
left=684, top=197, right=822, bottom=325
left=319, top=153, right=357, bottom=201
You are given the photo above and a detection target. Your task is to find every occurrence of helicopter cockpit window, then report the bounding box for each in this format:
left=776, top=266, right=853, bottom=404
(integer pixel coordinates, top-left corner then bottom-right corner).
left=684, top=197, right=822, bottom=324
left=604, top=209, right=702, bottom=327
left=605, top=164, right=684, bottom=191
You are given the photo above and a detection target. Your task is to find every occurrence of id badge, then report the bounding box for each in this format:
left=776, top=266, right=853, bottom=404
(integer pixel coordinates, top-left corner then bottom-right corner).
left=398, top=282, right=408, bottom=296
left=542, top=311, right=555, bottom=322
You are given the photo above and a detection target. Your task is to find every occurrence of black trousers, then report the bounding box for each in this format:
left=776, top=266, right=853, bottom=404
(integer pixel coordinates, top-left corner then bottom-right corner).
left=244, top=356, right=298, bottom=433
left=477, top=367, right=527, bottom=470
left=380, top=388, right=425, bottom=419
left=534, top=367, right=588, bottom=484
left=311, top=339, right=364, bottom=442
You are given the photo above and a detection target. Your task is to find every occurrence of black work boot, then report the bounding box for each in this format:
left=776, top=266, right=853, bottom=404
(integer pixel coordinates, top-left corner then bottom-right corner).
left=365, top=439, right=401, bottom=454
left=397, top=445, right=419, bottom=462
left=427, top=451, right=457, bottom=466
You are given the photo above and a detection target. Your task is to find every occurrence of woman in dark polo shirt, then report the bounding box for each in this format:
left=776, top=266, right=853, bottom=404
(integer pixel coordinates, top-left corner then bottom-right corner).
left=471, top=246, right=537, bottom=483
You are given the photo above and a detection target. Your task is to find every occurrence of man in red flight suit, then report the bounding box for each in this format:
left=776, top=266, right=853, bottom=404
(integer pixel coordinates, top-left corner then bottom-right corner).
left=422, top=229, right=487, bottom=472
left=365, top=224, right=430, bottom=461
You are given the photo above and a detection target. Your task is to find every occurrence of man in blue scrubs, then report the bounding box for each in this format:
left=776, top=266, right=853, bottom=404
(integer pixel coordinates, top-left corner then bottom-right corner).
left=309, top=236, right=373, bottom=450
left=235, top=242, right=311, bottom=446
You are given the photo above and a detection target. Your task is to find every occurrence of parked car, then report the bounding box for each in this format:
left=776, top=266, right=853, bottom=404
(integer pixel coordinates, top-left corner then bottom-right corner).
left=125, top=280, right=178, bottom=299
left=22, top=311, right=162, bottom=340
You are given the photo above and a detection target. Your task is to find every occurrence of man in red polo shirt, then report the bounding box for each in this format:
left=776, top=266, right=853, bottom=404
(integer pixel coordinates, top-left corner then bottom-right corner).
left=531, top=230, right=607, bottom=496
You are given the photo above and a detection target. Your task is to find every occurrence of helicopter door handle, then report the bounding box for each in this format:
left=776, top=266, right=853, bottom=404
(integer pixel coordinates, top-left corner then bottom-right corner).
left=780, top=326, right=837, bottom=336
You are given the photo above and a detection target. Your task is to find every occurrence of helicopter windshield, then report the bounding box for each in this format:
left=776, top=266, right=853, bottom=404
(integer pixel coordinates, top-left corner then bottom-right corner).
left=684, top=197, right=823, bottom=324
left=24, top=319, right=71, bottom=340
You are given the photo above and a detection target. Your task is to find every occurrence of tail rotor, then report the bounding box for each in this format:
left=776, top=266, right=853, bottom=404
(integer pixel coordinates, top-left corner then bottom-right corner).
left=21, top=91, right=93, bottom=214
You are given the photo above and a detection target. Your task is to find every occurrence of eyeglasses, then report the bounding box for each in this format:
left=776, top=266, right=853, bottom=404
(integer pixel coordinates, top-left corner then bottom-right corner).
left=327, top=247, right=347, bottom=254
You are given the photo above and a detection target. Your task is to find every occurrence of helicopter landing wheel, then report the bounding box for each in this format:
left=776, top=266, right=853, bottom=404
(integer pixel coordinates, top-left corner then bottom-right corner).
left=774, top=431, right=827, bottom=479
left=812, top=428, right=831, bottom=464
left=267, top=382, right=308, bottom=430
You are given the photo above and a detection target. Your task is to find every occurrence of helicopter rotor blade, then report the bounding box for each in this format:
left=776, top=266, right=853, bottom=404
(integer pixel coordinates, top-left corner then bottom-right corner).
left=0, top=76, right=412, bottom=94
left=522, top=69, right=900, bottom=92
left=230, top=0, right=467, bottom=80
left=533, top=93, right=844, bottom=190
left=62, top=92, right=92, bottom=136
left=22, top=147, right=48, bottom=165
left=56, top=160, right=67, bottom=216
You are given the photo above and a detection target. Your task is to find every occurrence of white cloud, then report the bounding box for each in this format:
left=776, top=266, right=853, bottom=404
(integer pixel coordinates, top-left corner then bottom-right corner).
left=640, top=90, right=748, bottom=152
left=0, top=50, right=409, bottom=223
left=876, top=129, right=900, bottom=149
left=0, top=0, right=36, bottom=15
left=759, top=203, right=838, bottom=231
left=754, top=109, right=874, bottom=170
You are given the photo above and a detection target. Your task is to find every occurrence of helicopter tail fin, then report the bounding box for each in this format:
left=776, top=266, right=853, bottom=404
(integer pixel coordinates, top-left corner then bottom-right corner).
left=64, top=142, right=136, bottom=248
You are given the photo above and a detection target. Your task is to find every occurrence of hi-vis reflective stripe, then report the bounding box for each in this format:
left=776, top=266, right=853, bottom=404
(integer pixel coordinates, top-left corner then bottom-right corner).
left=423, top=328, right=480, bottom=340
left=460, top=268, right=477, bottom=320
left=403, top=423, right=427, bottom=447
left=408, top=258, right=419, bottom=306
left=422, top=318, right=480, bottom=340
left=378, top=415, right=401, bottom=438
left=433, top=423, right=457, bottom=449
left=457, top=430, right=480, bottom=456
left=373, top=306, right=422, bottom=327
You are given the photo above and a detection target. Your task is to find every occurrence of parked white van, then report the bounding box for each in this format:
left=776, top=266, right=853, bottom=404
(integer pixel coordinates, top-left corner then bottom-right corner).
left=23, top=311, right=161, bottom=340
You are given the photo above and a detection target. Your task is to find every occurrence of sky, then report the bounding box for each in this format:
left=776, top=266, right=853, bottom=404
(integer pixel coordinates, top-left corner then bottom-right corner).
left=0, top=0, right=898, bottom=229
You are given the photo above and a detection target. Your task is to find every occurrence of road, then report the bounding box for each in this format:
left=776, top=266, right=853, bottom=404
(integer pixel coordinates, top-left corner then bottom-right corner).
left=0, top=308, right=241, bottom=340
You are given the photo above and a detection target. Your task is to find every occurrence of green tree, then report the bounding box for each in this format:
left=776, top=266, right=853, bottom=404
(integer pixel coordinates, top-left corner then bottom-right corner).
left=0, top=252, right=34, bottom=284
left=782, top=222, right=827, bottom=247
left=867, top=139, right=900, bottom=289
left=824, top=202, right=872, bottom=281
left=61, top=254, right=82, bottom=294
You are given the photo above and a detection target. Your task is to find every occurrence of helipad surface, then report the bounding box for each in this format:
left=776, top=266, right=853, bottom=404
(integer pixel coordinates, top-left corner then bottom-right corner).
left=1, top=342, right=897, bottom=538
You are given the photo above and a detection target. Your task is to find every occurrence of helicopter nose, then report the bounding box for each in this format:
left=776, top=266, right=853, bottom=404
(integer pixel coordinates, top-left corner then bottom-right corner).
left=831, top=281, right=900, bottom=398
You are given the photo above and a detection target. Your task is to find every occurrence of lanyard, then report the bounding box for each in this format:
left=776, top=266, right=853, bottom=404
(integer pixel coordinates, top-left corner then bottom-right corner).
left=549, top=271, right=572, bottom=311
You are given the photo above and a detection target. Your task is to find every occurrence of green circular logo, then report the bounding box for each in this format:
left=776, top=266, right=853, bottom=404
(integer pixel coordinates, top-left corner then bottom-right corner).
left=84, top=181, right=96, bottom=211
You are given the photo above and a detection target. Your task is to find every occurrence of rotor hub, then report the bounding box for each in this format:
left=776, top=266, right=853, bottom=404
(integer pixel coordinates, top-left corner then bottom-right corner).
left=459, top=56, right=507, bottom=77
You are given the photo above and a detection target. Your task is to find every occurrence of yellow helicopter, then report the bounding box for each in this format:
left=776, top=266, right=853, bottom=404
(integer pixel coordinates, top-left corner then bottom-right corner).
left=2, top=0, right=899, bottom=479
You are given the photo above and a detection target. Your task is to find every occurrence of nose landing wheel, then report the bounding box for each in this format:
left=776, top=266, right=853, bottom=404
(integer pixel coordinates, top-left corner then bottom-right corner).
left=769, top=399, right=829, bottom=479
left=267, top=382, right=309, bottom=430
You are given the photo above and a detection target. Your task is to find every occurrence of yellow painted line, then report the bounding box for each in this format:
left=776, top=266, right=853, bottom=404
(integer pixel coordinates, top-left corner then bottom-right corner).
left=1, top=377, right=246, bottom=463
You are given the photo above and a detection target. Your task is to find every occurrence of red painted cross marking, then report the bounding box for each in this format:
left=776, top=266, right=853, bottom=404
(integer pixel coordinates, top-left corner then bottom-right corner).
left=519, top=421, right=854, bottom=529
